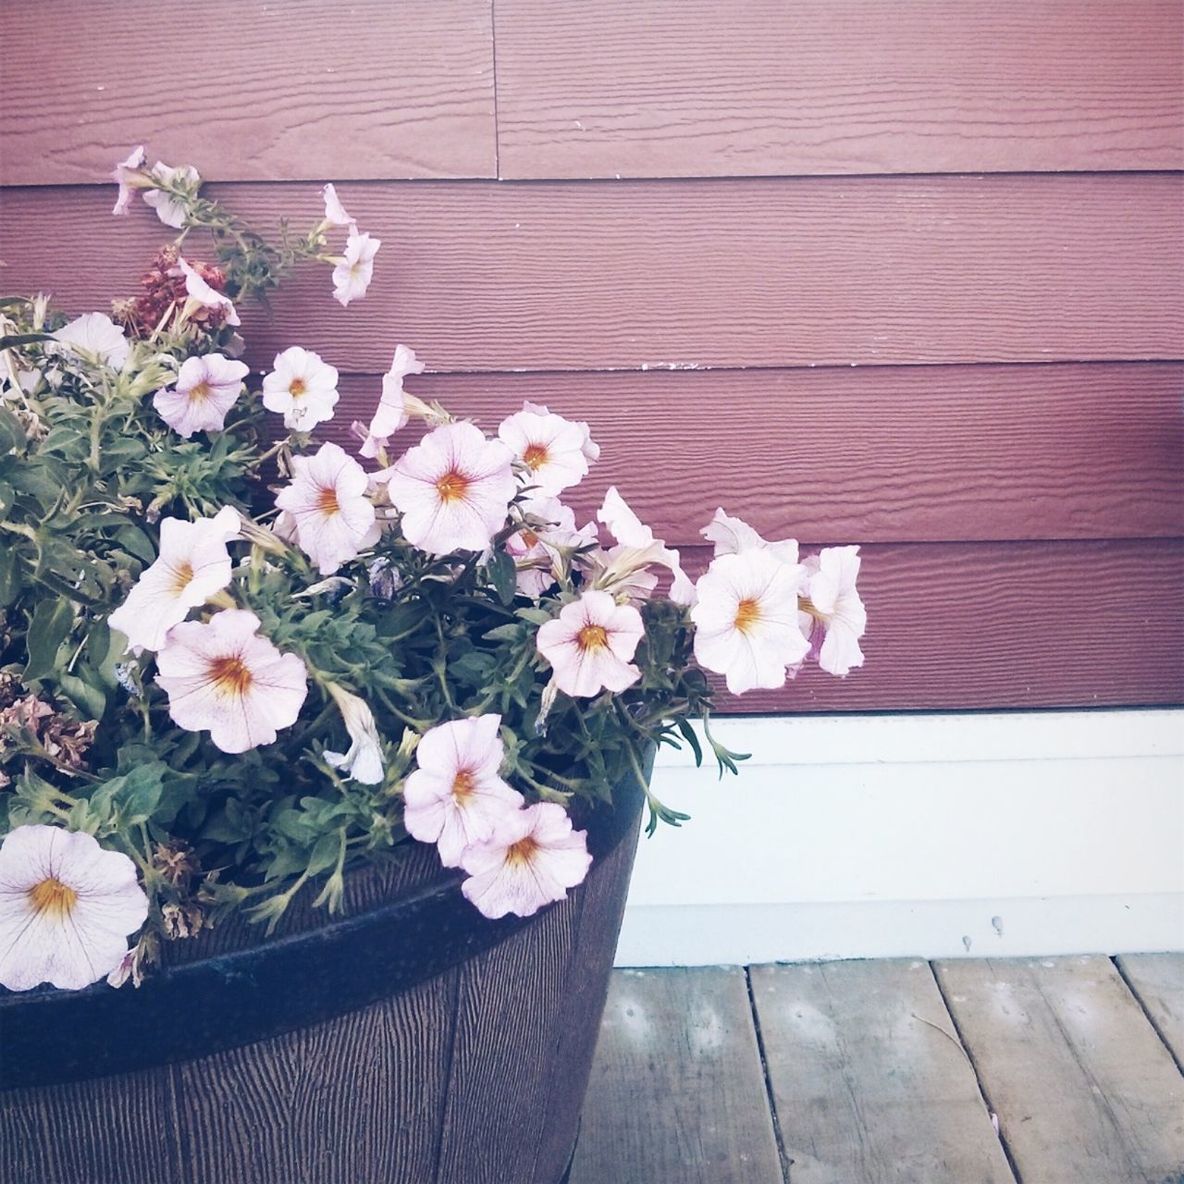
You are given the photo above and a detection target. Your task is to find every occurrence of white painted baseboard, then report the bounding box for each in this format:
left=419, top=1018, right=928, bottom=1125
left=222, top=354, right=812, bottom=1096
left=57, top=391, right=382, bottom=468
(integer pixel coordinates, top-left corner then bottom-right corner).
left=615, top=710, right=1184, bottom=965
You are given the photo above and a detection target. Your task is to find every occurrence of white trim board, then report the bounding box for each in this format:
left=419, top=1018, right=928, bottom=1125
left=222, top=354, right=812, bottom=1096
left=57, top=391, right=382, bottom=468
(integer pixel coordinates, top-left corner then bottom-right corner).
left=616, top=710, right=1184, bottom=965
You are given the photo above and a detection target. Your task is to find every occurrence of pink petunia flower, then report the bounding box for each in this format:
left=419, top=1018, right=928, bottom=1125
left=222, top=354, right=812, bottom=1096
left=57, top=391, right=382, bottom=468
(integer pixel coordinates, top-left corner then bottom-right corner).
left=142, top=161, right=201, bottom=229
left=803, top=546, right=866, bottom=677
left=274, top=442, right=380, bottom=575
left=155, top=610, right=308, bottom=754
left=0, top=825, right=148, bottom=991
left=331, top=228, right=381, bottom=307
left=585, top=486, right=695, bottom=606
left=386, top=421, right=516, bottom=556
left=355, top=344, right=427, bottom=459
left=52, top=312, right=130, bottom=371
left=321, top=183, right=354, bottom=229
left=402, top=714, right=524, bottom=868
left=153, top=353, right=249, bottom=438
left=497, top=404, right=599, bottom=497
left=691, top=548, right=810, bottom=695
left=108, top=506, right=241, bottom=653
left=701, top=507, right=800, bottom=565
left=111, top=145, right=147, bottom=216
left=536, top=590, right=644, bottom=697
left=174, top=257, right=240, bottom=326
left=459, top=802, right=592, bottom=919
left=261, top=346, right=340, bottom=432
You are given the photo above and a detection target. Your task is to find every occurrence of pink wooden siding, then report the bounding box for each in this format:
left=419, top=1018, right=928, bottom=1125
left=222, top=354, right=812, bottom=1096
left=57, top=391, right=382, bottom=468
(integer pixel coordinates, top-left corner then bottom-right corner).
left=1, top=1, right=1180, bottom=713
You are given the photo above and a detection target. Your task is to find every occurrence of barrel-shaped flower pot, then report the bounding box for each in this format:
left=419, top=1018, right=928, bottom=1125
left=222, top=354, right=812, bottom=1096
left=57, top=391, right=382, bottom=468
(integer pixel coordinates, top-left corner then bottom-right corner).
left=0, top=775, right=643, bottom=1184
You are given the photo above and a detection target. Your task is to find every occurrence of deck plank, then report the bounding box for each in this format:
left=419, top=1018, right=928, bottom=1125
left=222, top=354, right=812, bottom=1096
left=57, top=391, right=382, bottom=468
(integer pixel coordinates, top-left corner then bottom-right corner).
left=750, top=960, right=1014, bottom=1184
left=568, top=967, right=783, bottom=1184
left=936, top=955, right=1184, bottom=1184
left=1117, top=953, right=1184, bottom=1068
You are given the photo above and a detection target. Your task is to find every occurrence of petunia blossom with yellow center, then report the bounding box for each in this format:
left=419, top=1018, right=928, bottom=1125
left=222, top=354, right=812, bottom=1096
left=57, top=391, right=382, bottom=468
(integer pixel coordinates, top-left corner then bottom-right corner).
left=386, top=421, right=516, bottom=556
left=155, top=609, right=308, bottom=754
left=153, top=352, right=248, bottom=438
left=108, top=505, right=241, bottom=654
left=0, top=825, right=149, bottom=992
left=459, top=802, right=592, bottom=919
left=402, top=715, right=524, bottom=868
left=275, top=441, right=380, bottom=575
left=691, top=548, right=810, bottom=695
left=261, top=346, right=340, bottom=432
left=535, top=589, right=645, bottom=698
left=498, top=403, right=598, bottom=497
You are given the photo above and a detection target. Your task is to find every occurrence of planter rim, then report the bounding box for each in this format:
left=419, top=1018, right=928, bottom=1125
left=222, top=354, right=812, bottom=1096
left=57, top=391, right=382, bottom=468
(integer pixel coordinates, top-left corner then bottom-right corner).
left=0, top=774, right=645, bottom=1091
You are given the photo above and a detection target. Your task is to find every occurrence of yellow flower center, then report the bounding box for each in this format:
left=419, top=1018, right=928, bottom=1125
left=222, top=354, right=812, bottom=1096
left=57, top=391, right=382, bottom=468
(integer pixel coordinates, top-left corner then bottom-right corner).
left=208, top=654, right=253, bottom=696
left=289, top=378, right=307, bottom=398
left=577, top=624, right=609, bottom=652
left=170, top=561, right=195, bottom=594
left=505, top=837, right=538, bottom=867
left=28, top=876, right=78, bottom=919
left=436, top=469, right=470, bottom=504
left=523, top=443, right=549, bottom=472
left=521, top=529, right=540, bottom=548
left=452, top=770, right=475, bottom=801
left=317, top=485, right=340, bottom=514
left=734, top=598, right=761, bottom=634
left=189, top=381, right=211, bottom=403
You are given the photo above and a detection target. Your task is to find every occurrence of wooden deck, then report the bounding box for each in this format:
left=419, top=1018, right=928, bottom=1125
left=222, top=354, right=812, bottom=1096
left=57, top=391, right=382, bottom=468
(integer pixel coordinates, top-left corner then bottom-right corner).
left=570, top=955, right=1184, bottom=1184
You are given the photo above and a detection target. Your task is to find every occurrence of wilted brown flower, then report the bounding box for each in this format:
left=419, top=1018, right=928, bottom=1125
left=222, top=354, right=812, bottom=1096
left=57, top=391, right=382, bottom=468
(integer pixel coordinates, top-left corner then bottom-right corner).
left=113, top=245, right=231, bottom=338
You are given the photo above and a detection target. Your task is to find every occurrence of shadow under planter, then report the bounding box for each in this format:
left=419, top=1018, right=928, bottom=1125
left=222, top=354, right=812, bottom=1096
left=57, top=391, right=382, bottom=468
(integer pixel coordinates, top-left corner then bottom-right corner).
left=0, top=774, right=644, bottom=1184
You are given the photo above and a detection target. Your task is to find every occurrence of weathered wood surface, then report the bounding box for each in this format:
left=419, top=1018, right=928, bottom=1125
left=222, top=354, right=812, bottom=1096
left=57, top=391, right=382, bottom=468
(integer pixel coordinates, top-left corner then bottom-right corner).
left=2, top=174, right=1181, bottom=372
left=935, top=956, right=1184, bottom=1184
left=749, top=960, right=1014, bottom=1183
left=325, top=363, right=1184, bottom=545
left=1117, top=953, right=1184, bottom=1069
left=693, top=538, right=1184, bottom=714
left=568, top=966, right=783, bottom=1184
left=496, top=0, right=1184, bottom=180
left=0, top=0, right=497, bottom=184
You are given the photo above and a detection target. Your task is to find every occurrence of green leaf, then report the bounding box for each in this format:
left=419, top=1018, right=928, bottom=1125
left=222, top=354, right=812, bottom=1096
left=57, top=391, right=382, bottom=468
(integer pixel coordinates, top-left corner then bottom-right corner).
left=23, top=597, right=75, bottom=682
left=0, top=407, right=25, bottom=454
left=0, top=332, right=55, bottom=350
left=0, top=544, right=21, bottom=606
left=487, top=549, right=517, bottom=607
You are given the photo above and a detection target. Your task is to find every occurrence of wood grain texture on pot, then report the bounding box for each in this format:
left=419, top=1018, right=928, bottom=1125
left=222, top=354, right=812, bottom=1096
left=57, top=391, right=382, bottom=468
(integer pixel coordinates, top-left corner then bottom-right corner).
left=0, top=0, right=1179, bottom=714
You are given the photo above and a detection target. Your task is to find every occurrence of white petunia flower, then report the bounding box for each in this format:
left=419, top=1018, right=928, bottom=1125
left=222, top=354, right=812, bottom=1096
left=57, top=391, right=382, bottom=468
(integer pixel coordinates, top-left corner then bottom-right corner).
left=804, top=545, right=867, bottom=677
left=331, top=228, right=381, bottom=307
left=497, top=405, right=598, bottom=497
left=174, top=257, right=240, bottom=326
left=386, top=421, right=516, bottom=556
left=153, top=353, right=249, bottom=438
left=691, top=548, right=810, bottom=695
left=589, top=486, right=695, bottom=606
left=702, top=507, right=800, bottom=565
left=142, top=162, right=201, bottom=229
left=536, top=589, right=644, bottom=698
left=52, top=312, right=130, bottom=370
left=155, top=609, right=308, bottom=754
left=505, top=496, right=591, bottom=598
left=111, top=145, right=147, bottom=216
left=261, top=346, right=340, bottom=432
left=459, top=802, right=592, bottom=919
left=0, top=825, right=148, bottom=991
left=274, top=441, right=380, bottom=575
left=322, top=683, right=385, bottom=785
left=402, top=714, right=524, bottom=868
left=356, top=344, right=427, bottom=459
left=108, top=506, right=241, bottom=653
left=322, top=183, right=354, bottom=229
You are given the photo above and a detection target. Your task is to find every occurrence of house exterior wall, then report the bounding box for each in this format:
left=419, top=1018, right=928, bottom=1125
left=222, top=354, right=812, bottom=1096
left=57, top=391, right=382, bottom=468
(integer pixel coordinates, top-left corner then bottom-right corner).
left=1, top=0, right=1180, bottom=715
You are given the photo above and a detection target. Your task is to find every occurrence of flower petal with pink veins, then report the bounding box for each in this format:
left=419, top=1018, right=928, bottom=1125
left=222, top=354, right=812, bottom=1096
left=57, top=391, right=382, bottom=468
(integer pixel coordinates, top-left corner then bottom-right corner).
left=402, top=715, right=524, bottom=867
left=460, top=803, right=592, bottom=919
left=536, top=590, right=644, bottom=698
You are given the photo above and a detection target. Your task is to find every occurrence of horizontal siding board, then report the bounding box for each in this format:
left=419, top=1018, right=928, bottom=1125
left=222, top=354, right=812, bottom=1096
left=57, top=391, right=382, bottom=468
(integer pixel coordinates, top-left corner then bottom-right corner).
left=496, top=0, right=1184, bottom=180
left=1, top=174, right=1181, bottom=371
left=693, top=539, right=1184, bottom=713
left=320, top=364, right=1184, bottom=545
left=0, top=0, right=496, bottom=184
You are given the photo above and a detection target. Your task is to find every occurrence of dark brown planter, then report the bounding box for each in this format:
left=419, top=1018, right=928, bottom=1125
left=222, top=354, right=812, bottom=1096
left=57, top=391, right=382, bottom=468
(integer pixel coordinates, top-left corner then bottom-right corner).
left=0, top=774, right=644, bottom=1184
